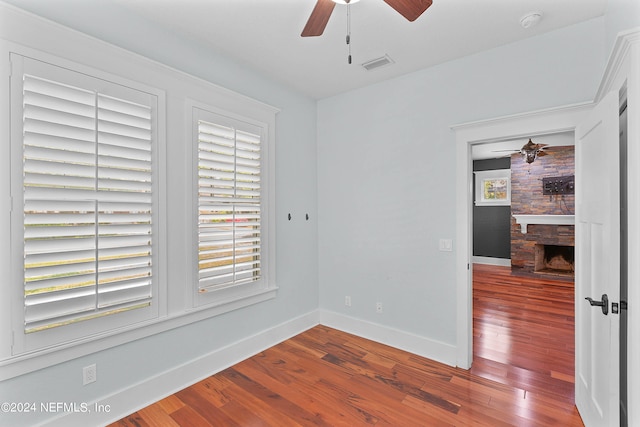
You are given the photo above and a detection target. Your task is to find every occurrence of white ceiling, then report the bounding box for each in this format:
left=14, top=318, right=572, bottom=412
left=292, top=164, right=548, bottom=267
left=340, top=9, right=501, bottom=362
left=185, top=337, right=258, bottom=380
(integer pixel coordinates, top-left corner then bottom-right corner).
left=111, top=0, right=607, bottom=99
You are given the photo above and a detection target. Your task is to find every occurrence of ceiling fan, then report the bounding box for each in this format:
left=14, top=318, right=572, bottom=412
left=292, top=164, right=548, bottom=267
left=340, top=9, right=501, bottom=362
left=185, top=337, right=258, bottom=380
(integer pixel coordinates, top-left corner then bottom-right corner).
left=494, top=139, right=549, bottom=164
left=301, top=0, right=433, bottom=37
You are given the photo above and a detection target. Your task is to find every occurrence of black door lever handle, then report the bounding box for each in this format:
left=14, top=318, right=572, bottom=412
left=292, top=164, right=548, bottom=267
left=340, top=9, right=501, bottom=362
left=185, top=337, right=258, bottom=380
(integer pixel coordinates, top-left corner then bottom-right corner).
left=585, top=294, right=608, bottom=315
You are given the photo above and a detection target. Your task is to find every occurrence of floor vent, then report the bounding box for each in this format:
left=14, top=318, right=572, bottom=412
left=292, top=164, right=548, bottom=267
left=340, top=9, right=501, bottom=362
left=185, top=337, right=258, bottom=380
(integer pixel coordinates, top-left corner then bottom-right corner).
left=361, top=55, right=394, bottom=71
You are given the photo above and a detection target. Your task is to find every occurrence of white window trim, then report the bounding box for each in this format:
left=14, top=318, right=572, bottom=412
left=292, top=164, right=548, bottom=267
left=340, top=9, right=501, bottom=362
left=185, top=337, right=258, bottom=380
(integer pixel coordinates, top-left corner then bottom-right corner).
left=188, top=101, right=277, bottom=309
left=6, top=50, right=168, bottom=360
left=10, top=54, right=164, bottom=355
left=474, top=169, right=511, bottom=206
left=0, top=25, right=278, bottom=379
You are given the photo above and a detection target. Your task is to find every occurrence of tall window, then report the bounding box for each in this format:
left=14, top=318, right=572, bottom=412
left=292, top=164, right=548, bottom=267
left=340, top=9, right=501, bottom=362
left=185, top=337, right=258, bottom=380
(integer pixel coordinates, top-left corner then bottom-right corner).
left=195, top=110, right=264, bottom=299
left=11, top=55, right=159, bottom=352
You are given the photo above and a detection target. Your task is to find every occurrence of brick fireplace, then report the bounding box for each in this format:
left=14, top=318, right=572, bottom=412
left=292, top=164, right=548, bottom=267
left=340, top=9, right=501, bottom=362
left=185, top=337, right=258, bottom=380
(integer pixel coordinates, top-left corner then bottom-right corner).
left=535, top=243, right=574, bottom=274
left=511, top=223, right=575, bottom=275
left=510, top=146, right=575, bottom=276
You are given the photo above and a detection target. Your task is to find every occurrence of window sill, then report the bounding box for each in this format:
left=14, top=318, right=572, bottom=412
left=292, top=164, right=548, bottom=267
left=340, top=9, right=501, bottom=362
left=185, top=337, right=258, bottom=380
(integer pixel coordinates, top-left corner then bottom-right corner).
left=0, top=286, right=277, bottom=381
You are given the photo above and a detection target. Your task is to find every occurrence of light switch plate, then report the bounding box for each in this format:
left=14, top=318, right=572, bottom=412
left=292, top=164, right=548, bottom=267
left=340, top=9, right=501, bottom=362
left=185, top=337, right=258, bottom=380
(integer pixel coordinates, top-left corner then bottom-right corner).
left=439, top=239, right=453, bottom=252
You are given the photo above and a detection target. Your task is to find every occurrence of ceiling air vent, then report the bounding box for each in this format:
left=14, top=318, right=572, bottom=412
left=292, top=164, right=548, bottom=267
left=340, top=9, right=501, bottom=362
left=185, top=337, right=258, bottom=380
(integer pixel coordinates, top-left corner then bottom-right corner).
left=361, top=55, right=394, bottom=71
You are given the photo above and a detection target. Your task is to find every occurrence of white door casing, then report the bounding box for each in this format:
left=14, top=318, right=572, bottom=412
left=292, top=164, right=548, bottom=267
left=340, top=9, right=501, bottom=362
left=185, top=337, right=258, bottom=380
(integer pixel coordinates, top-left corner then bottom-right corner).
left=452, top=103, right=592, bottom=369
left=574, top=90, right=620, bottom=427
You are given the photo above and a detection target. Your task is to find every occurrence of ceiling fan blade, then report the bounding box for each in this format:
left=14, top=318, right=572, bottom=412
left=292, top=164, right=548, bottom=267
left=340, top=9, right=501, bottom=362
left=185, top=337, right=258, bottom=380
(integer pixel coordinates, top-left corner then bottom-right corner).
left=383, top=0, right=433, bottom=22
left=301, top=0, right=336, bottom=37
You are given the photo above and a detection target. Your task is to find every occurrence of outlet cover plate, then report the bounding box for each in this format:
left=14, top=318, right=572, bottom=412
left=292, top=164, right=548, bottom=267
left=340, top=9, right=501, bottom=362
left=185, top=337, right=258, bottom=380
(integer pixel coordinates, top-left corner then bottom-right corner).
left=83, top=364, right=96, bottom=385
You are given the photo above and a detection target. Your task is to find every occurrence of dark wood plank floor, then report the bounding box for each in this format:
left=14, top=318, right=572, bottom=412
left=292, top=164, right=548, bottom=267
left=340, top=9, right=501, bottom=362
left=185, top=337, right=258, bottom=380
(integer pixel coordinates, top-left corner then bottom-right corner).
left=110, top=264, right=583, bottom=426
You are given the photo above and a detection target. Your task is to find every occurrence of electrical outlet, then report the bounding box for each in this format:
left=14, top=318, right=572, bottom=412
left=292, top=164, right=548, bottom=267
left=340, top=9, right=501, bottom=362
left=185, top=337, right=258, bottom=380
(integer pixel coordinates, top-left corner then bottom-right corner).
left=83, top=364, right=97, bottom=385
left=376, top=302, right=383, bottom=313
left=345, top=296, right=351, bottom=307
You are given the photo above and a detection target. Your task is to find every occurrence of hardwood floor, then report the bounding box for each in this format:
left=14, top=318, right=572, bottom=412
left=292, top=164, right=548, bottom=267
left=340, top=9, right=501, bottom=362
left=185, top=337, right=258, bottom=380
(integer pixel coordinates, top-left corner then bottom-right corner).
left=471, top=264, right=577, bottom=405
left=110, top=265, right=583, bottom=426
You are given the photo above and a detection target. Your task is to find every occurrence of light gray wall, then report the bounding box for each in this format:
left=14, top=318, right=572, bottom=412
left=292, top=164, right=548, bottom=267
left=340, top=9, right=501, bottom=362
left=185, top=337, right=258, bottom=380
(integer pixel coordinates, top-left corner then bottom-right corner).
left=317, top=18, right=607, bottom=345
left=605, top=0, right=640, bottom=52
left=0, top=1, right=318, bottom=425
left=1, top=0, right=638, bottom=424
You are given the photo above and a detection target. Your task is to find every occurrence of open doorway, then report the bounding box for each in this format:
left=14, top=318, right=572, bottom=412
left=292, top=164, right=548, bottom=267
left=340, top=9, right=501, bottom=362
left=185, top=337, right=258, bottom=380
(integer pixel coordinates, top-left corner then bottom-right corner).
left=452, top=102, right=592, bottom=370
left=469, top=135, right=577, bottom=401
left=454, top=100, right=631, bottom=422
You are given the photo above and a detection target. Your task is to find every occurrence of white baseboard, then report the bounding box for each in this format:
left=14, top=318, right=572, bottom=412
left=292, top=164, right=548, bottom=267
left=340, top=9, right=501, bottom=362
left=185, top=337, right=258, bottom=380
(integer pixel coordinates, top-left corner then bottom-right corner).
left=44, top=311, right=320, bottom=427
left=319, top=310, right=457, bottom=367
left=43, top=309, right=459, bottom=426
left=472, top=256, right=511, bottom=267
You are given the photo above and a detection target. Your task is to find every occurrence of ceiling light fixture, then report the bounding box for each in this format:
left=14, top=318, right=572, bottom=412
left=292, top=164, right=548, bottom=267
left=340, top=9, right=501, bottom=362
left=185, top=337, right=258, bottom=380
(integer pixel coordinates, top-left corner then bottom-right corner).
left=491, top=138, right=549, bottom=163
left=520, top=139, right=548, bottom=164
left=332, top=0, right=361, bottom=4
left=520, top=11, right=543, bottom=29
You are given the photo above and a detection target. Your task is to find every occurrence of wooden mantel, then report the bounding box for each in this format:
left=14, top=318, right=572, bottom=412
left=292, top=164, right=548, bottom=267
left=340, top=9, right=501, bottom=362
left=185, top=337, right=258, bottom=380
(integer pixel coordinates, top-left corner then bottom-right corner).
left=512, top=214, right=575, bottom=234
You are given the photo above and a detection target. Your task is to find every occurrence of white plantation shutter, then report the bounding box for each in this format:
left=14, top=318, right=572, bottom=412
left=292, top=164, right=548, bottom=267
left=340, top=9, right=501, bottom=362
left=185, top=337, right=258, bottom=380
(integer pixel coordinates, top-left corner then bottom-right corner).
left=197, top=116, right=262, bottom=293
left=19, top=62, right=155, bottom=334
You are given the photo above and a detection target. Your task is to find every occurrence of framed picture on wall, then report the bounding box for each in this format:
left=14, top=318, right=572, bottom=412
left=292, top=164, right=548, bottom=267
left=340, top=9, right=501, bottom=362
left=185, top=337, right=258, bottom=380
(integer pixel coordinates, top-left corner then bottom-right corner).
left=474, top=169, right=511, bottom=206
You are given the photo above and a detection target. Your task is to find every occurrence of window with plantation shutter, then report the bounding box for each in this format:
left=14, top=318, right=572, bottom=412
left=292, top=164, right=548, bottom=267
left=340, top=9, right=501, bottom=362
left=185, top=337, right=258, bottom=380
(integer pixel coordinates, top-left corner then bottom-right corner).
left=12, top=55, right=158, bottom=349
left=196, top=112, right=263, bottom=296
left=5, top=45, right=275, bottom=371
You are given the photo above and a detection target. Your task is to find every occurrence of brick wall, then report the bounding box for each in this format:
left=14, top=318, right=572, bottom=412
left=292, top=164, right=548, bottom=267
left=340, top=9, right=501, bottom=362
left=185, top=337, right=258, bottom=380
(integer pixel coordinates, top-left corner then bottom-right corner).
left=510, top=146, right=575, bottom=272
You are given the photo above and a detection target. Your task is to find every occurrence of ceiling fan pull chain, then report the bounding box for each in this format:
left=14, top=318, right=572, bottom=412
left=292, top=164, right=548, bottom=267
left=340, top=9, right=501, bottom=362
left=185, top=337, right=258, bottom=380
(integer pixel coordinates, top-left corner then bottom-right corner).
left=347, top=3, right=352, bottom=64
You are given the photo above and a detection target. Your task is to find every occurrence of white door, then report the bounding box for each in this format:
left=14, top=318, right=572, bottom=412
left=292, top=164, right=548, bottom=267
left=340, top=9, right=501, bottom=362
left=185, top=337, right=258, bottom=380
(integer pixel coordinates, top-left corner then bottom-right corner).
left=575, top=90, right=620, bottom=426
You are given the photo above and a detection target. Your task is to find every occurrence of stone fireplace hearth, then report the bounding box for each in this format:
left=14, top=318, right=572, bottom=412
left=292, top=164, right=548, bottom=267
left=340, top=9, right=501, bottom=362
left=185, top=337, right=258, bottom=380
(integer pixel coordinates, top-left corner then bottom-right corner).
left=511, top=215, right=575, bottom=277
left=511, top=222, right=575, bottom=276
left=535, top=244, right=575, bottom=276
